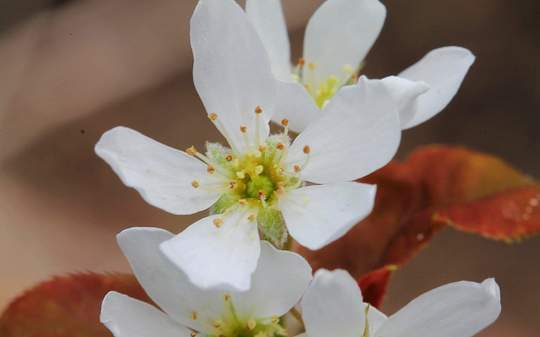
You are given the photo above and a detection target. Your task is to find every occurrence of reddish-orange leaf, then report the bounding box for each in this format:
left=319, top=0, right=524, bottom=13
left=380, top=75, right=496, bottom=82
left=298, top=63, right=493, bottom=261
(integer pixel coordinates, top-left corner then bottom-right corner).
left=296, top=145, right=540, bottom=307
left=0, top=273, right=149, bottom=337
left=358, top=265, right=396, bottom=308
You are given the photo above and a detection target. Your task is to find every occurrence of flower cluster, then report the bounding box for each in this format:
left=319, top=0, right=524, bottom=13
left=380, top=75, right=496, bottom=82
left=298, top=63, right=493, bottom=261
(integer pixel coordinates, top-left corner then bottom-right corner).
left=96, top=0, right=500, bottom=337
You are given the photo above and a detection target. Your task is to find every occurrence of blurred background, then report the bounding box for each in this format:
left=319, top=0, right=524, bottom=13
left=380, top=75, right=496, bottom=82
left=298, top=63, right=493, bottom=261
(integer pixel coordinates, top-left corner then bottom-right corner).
left=0, top=0, right=538, bottom=335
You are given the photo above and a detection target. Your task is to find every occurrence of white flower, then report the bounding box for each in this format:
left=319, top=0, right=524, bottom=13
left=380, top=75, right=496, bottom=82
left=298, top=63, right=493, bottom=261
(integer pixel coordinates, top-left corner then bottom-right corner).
left=96, top=0, right=402, bottom=291
left=100, top=227, right=312, bottom=337
left=245, top=0, right=475, bottom=131
left=300, top=269, right=501, bottom=337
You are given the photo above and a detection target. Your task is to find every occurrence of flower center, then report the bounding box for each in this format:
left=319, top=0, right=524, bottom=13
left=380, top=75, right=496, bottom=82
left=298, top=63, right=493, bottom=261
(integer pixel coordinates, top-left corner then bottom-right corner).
left=292, top=59, right=361, bottom=108
left=207, top=295, right=286, bottom=337
left=187, top=114, right=310, bottom=247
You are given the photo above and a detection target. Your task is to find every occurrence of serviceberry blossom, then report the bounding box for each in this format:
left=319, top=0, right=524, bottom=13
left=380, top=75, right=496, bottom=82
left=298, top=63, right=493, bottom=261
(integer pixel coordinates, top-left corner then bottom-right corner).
left=300, top=269, right=501, bottom=337
left=100, top=228, right=312, bottom=337
left=245, top=0, right=475, bottom=131
left=96, top=0, right=402, bottom=291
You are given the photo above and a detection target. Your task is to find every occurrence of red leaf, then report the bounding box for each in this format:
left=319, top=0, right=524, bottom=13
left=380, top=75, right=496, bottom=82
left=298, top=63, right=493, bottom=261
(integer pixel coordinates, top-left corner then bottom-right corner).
left=358, top=265, right=396, bottom=308
left=296, top=145, right=540, bottom=307
left=0, top=273, right=149, bottom=337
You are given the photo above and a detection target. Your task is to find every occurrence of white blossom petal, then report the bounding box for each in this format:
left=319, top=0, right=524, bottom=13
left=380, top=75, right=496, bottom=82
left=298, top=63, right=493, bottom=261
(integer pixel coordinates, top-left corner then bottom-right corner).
left=287, top=77, right=401, bottom=184
left=303, top=0, right=386, bottom=87
left=95, top=127, right=220, bottom=215
left=192, top=0, right=276, bottom=151
left=378, top=76, right=430, bottom=129
left=100, top=292, right=188, bottom=337
left=117, top=227, right=226, bottom=332
left=272, top=81, right=320, bottom=132
left=280, top=182, right=376, bottom=250
left=233, top=241, right=312, bottom=319
left=246, top=0, right=291, bottom=82
left=301, top=269, right=366, bottom=337
left=398, top=47, right=476, bottom=129
left=160, top=210, right=261, bottom=292
left=374, top=278, right=501, bottom=337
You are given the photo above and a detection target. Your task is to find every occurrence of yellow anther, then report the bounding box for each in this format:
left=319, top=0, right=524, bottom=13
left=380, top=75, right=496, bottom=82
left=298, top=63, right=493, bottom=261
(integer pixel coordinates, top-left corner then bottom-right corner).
left=308, top=62, right=316, bottom=71
left=276, top=143, right=285, bottom=150
left=191, top=311, right=198, bottom=320
left=240, top=125, right=248, bottom=133
left=281, top=118, right=289, bottom=127
left=191, top=180, right=200, bottom=188
left=207, top=165, right=215, bottom=174
left=213, top=320, right=223, bottom=329
left=342, top=64, right=354, bottom=74
left=191, top=332, right=198, bottom=337
left=236, top=170, right=246, bottom=179
left=213, top=218, right=223, bottom=228
left=224, top=293, right=231, bottom=301
left=271, top=316, right=279, bottom=324
left=228, top=181, right=237, bottom=189
left=255, top=105, right=263, bottom=114
left=208, top=112, right=218, bottom=121
left=258, top=144, right=266, bottom=152
left=258, top=191, right=266, bottom=199
left=297, top=57, right=305, bottom=66
left=225, top=155, right=233, bottom=162
left=303, top=145, right=311, bottom=154
left=247, top=319, right=257, bottom=330
left=248, top=214, right=256, bottom=222
left=293, top=164, right=301, bottom=173
left=255, top=165, right=264, bottom=175
left=186, top=146, right=198, bottom=156
left=238, top=199, right=248, bottom=206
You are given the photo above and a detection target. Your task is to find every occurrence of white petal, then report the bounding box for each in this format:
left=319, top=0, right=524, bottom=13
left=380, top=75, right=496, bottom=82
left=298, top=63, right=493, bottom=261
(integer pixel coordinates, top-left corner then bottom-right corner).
left=160, top=210, right=261, bottom=292
left=246, top=0, right=291, bottom=82
left=272, top=81, right=321, bottom=132
left=192, top=0, right=276, bottom=151
left=379, top=76, right=430, bottom=129
left=398, top=47, right=476, bottom=129
left=280, top=182, right=376, bottom=250
left=303, top=0, right=386, bottom=87
left=365, top=304, right=387, bottom=336
left=301, top=269, right=366, bottom=337
left=287, top=77, right=401, bottom=184
left=117, top=227, right=226, bottom=332
left=233, top=241, right=312, bottom=319
left=374, top=278, right=501, bottom=337
left=95, top=127, right=220, bottom=215
left=100, top=292, right=188, bottom=337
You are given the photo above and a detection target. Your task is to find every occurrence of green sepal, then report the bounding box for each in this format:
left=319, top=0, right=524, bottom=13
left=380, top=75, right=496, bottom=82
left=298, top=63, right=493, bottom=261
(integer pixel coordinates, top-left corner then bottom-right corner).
left=210, top=194, right=239, bottom=215
left=257, top=208, right=288, bottom=248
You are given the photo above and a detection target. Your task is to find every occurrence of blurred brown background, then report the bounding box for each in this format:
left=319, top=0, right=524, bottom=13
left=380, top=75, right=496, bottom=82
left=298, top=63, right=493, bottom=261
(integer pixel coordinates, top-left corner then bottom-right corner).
left=0, top=0, right=538, bottom=335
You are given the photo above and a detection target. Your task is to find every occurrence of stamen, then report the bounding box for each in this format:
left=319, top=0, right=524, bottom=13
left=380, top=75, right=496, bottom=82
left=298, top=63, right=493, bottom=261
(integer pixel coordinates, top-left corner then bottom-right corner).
left=303, top=145, right=311, bottom=154
left=271, top=316, right=279, bottom=324
left=207, top=112, right=238, bottom=153
left=255, top=165, right=264, bottom=175
left=254, top=105, right=263, bottom=147
left=247, top=319, right=257, bottom=330
left=276, top=143, right=285, bottom=150
left=293, top=164, right=301, bottom=173
left=186, top=146, right=198, bottom=156
left=191, top=332, right=198, bottom=337
left=236, top=170, right=246, bottom=179
left=191, top=311, right=198, bottom=320
left=281, top=118, right=289, bottom=136
left=191, top=180, right=200, bottom=188
left=226, top=155, right=233, bottom=162
left=238, top=199, right=248, bottom=206
left=207, top=165, right=216, bottom=174
left=224, top=293, right=231, bottom=301
left=297, top=57, right=305, bottom=67
left=213, top=218, right=223, bottom=228
left=248, top=214, right=256, bottom=222
left=229, top=181, right=237, bottom=189
left=240, top=125, right=248, bottom=133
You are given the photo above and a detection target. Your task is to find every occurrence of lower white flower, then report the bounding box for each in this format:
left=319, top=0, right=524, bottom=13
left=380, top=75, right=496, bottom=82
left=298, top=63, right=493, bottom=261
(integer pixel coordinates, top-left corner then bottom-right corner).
left=95, top=0, right=401, bottom=292
left=300, top=269, right=501, bottom=337
left=100, top=227, right=312, bottom=337
left=246, top=0, right=475, bottom=131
